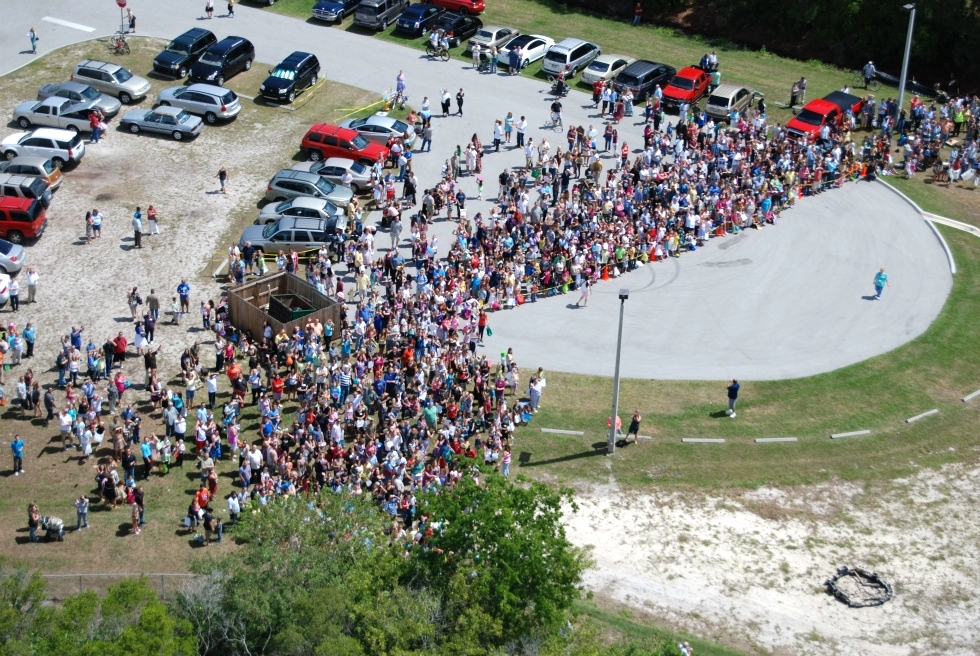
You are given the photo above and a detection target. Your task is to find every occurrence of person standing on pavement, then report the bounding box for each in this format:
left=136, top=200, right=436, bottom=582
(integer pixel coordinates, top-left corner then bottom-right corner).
left=22, top=323, right=35, bottom=358
left=25, top=267, right=38, bottom=304
left=421, top=123, right=433, bottom=152
left=11, top=435, right=24, bottom=475
left=206, top=0, right=214, bottom=18
left=146, top=289, right=160, bottom=321
left=91, top=208, right=103, bottom=238
left=146, top=204, right=159, bottom=235
left=516, top=115, right=527, bottom=147
left=131, top=207, right=143, bottom=249
left=28, top=28, right=39, bottom=55
left=456, top=88, right=465, bottom=116
left=440, top=89, right=451, bottom=117
left=8, top=278, right=19, bottom=311
left=227, top=0, right=235, bottom=17
left=726, top=379, right=740, bottom=418
left=127, top=8, right=136, bottom=32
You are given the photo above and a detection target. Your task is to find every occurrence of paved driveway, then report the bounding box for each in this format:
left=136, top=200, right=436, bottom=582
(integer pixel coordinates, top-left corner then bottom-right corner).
left=0, top=1, right=953, bottom=380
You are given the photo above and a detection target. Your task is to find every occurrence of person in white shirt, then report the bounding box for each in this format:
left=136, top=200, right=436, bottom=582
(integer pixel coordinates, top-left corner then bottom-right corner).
left=25, top=267, right=39, bottom=304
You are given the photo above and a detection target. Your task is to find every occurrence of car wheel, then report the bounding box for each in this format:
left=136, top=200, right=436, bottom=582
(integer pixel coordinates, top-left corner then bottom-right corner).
left=3, top=151, right=17, bottom=161
left=288, top=90, right=296, bottom=103
left=350, top=183, right=360, bottom=194
left=178, top=66, right=188, bottom=79
left=521, top=59, right=529, bottom=70
left=6, top=231, right=24, bottom=245
left=67, top=125, right=79, bottom=134
left=159, top=101, right=171, bottom=107
left=128, top=123, right=140, bottom=134
left=380, top=19, right=387, bottom=30
left=172, top=130, right=184, bottom=141
left=217, top=75, right=225, bottom=86
left=16, top=117, right=31, bottom=129
left=205, top=111, right=218, bottom=124
left=51, top=158, right=64, bottom=169
left=0, top=265, right=7, bottom=275
left=310, top=73, right=318, bottom=87
left=120, top=91, right=132, bottom=104
left=274, top=197, right=286, bottom=203
left=309, top=150, right=323, bottom=162
left=244, top=59, right=252, bottom=71
left=267, top=0, right=275, bottom=5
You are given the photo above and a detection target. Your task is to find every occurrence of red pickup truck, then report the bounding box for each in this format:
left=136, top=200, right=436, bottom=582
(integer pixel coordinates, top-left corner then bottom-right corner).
left=786, top=91, right=864, bottom=139
left=661, top=65, right=711, bottom=110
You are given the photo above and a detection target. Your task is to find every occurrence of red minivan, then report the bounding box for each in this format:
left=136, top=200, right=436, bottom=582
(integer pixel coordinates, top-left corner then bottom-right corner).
left=427, top=0, right=484, bottom=14
left=0, top=196, right=48, bottom=244
left=301, top=123, right=389, bottom=166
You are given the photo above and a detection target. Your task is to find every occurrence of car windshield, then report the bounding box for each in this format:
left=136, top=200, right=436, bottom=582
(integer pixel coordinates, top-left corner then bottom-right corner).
left=166, top=40, right=192, bottom=55
left=262, top=221, right=282, bottom=239
left=617, top=74, right=641, bottom=87
left=360, top=5, right=381, bottom=15
left=79, top=86, right=100, bottom=101
left=508, top=37, right=531, bottom=49
left=41, top=160, right=56, bottom=175
left=390, top=120, right=408, bottom=133
left=269, top=67, right=296, bottom=81
left=544, top=51, right=567, bottom=63
left=198, top=53, right=224, bottom=66
left=0, top=241, right=11, bottom=255
left=113, top=68, right=134, bottom=83
left=315, top=178, right=336, bottom=194
left=475, top=30, right=493, bottom=40
left=587, top=61, right=610, bottom=72
left=707, top=94, right=729, bottom=107
left=351, top=135, right=370, bottom=150
left=348, top=118, right=367, bottom=128
left=175, top=111, right=193, bottom=124
left=670, top=77, right=694, bottom=90
left=276, top=199, right=295, bottom=211
left=349, top=161, right=366, bottom=174
left=220, top=90, right=237, bottom=104
left=794, top=109, right=823, bottom=126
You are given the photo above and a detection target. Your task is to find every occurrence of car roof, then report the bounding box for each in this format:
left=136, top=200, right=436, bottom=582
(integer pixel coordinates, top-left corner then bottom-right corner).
left=51, top=81, right=93, bottom=93
left=35, top=97, right=72, bottom=108
left=403, top=4, right=434, bottom=14
left=710, top=83, right=749, bottom=97
left=185, top=83, right=230, bottom=95
left=322, top=157, right=360, bottom=169
left=77, top=59, right=123, bottom=73
left=593, top=53, right=631, bottom=65
left=310, top=123, right=358, bottom=137
left=6, top=156, right=52, bottom=168
left=153, top=106, right=186, bottom=117
left=822, top=91, right=863, bottom=111
left=675, top=66, right=707, bottom=79
left=622, top=59, right=668, bottom=74
left=0, top=172, right=45, bottom=185
left=277, top=51, right=316, bottom=68
left=0, top=196, right=34, bottom=210
left=285, top=196, right=331, bottom=209
left=435, top=12, right=471, bottom=24
left=280, top=216, right=328, bottom=228
left=274, top=169, right=320, bottom=183
left=174, top=28, right=213, bottom=42
left=478, top=25, right=510, bottom=33
left=30, top=127, right=78, bottom=138
left=210, top=36, right=249, bottom=54
left=550, top=37, right=593, bottom=52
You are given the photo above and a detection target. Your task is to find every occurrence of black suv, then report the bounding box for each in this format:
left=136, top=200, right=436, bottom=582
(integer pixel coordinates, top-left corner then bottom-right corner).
left=259, top=51, right=321, bottom=103
left=189, top=36, right=255, bottom=86
left=614, top=60, right=676, bottom=101
left=153, top=28, right=217, bottom=79
left=431, top=12, right=482, bottom=47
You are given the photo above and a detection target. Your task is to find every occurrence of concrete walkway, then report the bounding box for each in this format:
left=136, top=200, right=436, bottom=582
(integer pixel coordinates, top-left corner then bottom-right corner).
left=0, top=0, right=954, bottom=381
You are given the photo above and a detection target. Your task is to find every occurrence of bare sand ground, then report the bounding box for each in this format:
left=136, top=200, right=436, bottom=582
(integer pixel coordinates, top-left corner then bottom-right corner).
left=565, top=462, right=980, bottom=654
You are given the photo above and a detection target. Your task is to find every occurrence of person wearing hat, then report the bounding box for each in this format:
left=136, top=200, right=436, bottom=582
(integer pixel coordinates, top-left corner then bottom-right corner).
left=863, top=60, right=876, bottom=88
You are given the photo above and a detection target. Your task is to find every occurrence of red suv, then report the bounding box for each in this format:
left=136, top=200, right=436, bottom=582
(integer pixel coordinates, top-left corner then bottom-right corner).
left=661, top=66, right=710, bottom=110
left=0, top=196, right=48, bottom=244
left=426, top=0, right=484, bottom=14
left=301, top=123, right=390, bottom=166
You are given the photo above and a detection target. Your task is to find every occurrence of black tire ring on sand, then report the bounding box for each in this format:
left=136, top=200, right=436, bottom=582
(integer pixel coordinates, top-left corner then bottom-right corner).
left=825, top=566, right=894, bottom=608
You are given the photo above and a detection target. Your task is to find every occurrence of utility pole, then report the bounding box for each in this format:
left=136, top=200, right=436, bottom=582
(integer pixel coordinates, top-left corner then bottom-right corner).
left=608, top=289, right=629, bottom=455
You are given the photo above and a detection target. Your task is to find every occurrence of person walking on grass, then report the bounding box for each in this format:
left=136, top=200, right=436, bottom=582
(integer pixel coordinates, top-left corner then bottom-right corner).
left=726, top=379, right=740, bottom=418
left=11, top=435, right=25, bottom=476
left=627, top=410, right=642, bottom=445
left=873, top=267, right=889, bottom=299
left=75, top=495, right=89, bottom=529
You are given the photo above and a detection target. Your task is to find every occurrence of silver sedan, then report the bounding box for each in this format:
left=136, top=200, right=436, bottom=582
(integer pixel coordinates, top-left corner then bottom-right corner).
left=291, top=157, right=373, bottom=194
left=156, top=83, right=241, bottom=124
left=338, top=115, right=417, bottom=149
left=119, top=106, right=203, bottom=140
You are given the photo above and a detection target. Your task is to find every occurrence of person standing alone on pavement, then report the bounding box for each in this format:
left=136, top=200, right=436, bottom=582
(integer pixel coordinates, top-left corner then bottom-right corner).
left=227, top=0, right=235, bottom=17
left=456, top=88, right=465, bottom=116
left=177, top=280, right=191, bottom=315
left=28, top=27, right=39, bottom=55
left=216, top=165, right=229, bottom=194
left=25, top=267, right=38, bottom=303
left=206, top=0, right=214, bottom=18
left=131, top=206, right=143, bottom=249
left=873, top=267, right=889, bottom=299
left=726, top=379, right=740, bottom=418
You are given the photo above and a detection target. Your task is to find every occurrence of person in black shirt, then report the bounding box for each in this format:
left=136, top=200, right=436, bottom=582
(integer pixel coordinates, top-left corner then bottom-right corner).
left=202, top=509, right=214, bottom=545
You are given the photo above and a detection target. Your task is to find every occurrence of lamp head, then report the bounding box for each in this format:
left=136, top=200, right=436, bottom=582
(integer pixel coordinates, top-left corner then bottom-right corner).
left=902, top=3, right=915, bottom=9
left=619, top=289, right=630, bottom=301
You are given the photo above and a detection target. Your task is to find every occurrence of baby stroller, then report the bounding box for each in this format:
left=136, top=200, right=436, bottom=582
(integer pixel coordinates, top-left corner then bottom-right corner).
left=476, top=50, right=492, bottom=73
left=41, top=516, right=65, bottom=541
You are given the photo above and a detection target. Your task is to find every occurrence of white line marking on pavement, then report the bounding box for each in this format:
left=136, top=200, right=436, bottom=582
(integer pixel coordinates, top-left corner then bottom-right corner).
left=42, top=17, right=97, bottom=32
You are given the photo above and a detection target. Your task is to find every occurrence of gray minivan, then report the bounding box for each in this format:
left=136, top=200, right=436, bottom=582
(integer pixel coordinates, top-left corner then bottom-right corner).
left=541, top=37, right=601, bottom=77
left=0, top=173, right=52, bottom=209
left=353, top=0, right=409, bottom=31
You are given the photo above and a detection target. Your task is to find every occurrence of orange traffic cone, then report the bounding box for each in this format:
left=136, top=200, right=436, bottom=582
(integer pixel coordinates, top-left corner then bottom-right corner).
left=601, top=265, right=610, bottom=281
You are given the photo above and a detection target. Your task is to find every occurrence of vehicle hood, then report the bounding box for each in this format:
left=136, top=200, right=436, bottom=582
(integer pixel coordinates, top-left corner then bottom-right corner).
left=260, top=77, right=294, bottom=93
left=94, top=95, right=122, bottom=117
left=1, top=132, right=29, bottom=147
left=154, top=49, right=190, bottom=68
left=258, top=202, right=287, bottom=223
left=190, top=62, right=222, bottom=79
left=314, top=0, right=345, bottom=12
left=14, top=100, right=42, bottom=115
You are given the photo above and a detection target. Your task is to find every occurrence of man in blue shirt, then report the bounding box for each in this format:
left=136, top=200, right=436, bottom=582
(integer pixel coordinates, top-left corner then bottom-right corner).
left=873, top=268, right=889, bottom=299
left=726, top=379, right=740, bottom=419
left=10, top=435, right=25, bottom=475
left=177, top=280, right=190, bottom=314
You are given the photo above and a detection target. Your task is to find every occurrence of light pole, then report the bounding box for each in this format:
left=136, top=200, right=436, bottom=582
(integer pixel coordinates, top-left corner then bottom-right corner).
left=607, top=289, right=629, bottom=455
left=896, top=3, right=916, bottom=124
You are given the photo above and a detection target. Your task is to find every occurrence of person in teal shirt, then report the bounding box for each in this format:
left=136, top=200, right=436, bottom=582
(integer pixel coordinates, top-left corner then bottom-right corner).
left=873, top=268, right=889, bottom=299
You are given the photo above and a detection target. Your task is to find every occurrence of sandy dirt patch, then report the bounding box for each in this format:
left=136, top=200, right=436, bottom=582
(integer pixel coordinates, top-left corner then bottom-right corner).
left=566, top=463, right=980, bottom=655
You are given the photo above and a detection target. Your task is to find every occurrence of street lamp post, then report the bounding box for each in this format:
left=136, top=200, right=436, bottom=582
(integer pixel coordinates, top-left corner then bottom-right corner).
left=896, top=3, right=916, bottom=124
left=608, top=289, right=629, bottom=455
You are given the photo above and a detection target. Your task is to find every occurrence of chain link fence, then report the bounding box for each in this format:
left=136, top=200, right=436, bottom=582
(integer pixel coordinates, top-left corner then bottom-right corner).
left=37, top=573, right=198, bottom=601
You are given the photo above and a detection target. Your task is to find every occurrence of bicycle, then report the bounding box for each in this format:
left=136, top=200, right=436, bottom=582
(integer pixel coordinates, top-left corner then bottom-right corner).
left=425, top=43, right=450, bottom=62
left=851, top=72, right=880, bottom=92
left=109, top=34, right=130, bottom=55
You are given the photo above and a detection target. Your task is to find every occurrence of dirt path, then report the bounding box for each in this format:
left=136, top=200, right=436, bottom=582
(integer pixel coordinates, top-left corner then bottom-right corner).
left=566, top=464, right=980, bottom=654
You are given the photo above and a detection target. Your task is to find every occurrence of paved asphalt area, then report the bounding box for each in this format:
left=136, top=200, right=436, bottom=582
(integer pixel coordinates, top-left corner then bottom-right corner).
left=1, top=1, right=953, bottom=380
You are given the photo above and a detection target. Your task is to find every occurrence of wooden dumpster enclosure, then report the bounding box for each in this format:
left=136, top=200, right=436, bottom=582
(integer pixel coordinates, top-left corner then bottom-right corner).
left=226, top=272, right=341, bottom=340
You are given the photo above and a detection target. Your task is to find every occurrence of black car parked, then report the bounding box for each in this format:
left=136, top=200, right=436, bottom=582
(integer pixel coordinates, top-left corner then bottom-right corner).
left=152, top=28, right=217, bottom=79
left=260, top=52, right=321, bottom=104
left=395, top=3, right=446, bottom=35
left=614, top=60, right=676, bottom=101
left=431, top=12, right=482, bottom=47
left=189, top=36, right=255, bottom=86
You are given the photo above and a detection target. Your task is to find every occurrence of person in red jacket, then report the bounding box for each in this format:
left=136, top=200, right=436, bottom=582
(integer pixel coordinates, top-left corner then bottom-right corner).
left=592, top=79, right=604, bottom=108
